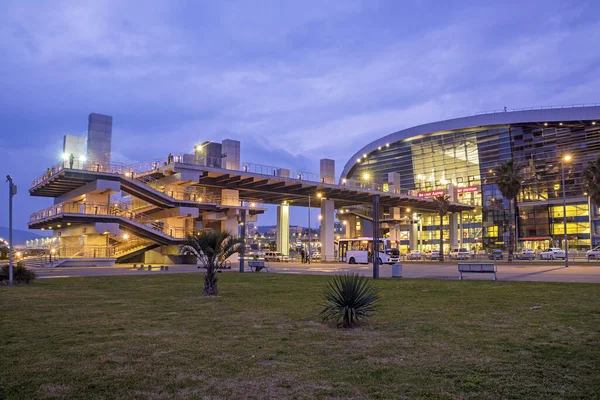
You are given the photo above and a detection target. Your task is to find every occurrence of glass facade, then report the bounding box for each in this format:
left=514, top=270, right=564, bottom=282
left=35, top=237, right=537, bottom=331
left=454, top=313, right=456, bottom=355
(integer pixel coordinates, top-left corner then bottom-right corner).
left=345, top=118, right=600, bottom=250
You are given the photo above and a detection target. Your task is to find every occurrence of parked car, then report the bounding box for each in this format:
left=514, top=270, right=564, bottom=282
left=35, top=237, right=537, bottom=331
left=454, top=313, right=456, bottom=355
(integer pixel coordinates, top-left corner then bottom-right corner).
left=449, top=248, right=469, bottom=260
left=264, top=251, right=285, bottom=262
left=539, top=248, right=566, bottom=260
left=488, top=249, right=503, bottom=260
left=516, top=249, right=536, bottom=260
left=406, top=250, right=422, bottom=260
left=425, top=250, right=440, bottom=260
left=587, top=246, right=600, bottom=260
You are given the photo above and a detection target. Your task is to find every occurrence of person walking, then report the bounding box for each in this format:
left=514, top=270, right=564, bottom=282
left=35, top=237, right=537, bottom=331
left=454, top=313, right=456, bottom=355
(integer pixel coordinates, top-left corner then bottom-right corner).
left=300, top=247, right=306, bottom=263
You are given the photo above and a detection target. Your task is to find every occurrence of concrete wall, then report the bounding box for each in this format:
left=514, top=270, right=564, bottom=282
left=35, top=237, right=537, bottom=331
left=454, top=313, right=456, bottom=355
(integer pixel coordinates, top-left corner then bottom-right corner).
left=320, top=159, right=335, bottom=184
left=55, top=179, right=120, bottom=204
left=63, top=134, right=86, bottom=163
left=144, top=246, right=197, bottom=264
left=222, top=139, right=240, bottom=170
left=86, top=113, right=112, bottom=168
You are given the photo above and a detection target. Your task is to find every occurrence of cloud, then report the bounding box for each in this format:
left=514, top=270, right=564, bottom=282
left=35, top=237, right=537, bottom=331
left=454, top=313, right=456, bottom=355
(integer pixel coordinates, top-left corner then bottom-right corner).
left=1, top=0, right=600, bottom=227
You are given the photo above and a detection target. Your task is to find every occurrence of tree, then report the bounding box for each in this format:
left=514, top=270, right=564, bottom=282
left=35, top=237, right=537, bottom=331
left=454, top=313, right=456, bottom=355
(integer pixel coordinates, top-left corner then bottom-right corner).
left=493, top=159, right=522, bottom=262
left=433, top=194, right=451, bottom=262
left=583, top=154, right=600, bottom=206
left=180, top=230, right=244, bottom=296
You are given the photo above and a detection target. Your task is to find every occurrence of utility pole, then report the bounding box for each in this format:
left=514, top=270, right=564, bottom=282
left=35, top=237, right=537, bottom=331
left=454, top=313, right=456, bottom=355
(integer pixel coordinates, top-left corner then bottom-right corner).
left=561, top=158, right=569, bottom=268
left=308, top=195, right=311, bottom=264
left=6, top=176, right=16, bottom=285
left=372, top=194, right=380, bottom=279
left=240, top=209, right=246, bottom=272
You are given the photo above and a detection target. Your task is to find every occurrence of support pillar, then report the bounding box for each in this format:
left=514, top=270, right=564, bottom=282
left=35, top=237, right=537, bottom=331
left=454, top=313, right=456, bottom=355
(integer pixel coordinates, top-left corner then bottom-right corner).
left=223, top=214, right=239, bottom=235
left=409, top=221, right=418, bottom=250
left=459, top=212, right=464, bottom=249
left=320, top=199, right=335, bottom=261
left=276, top=204, right=290, bottom=256
left=449, top=213, right=458, bottom=250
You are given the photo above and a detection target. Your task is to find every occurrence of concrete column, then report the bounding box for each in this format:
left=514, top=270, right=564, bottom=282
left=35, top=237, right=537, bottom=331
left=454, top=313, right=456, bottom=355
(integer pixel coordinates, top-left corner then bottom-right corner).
left=224, top=214, right=239, bottom=236
left=320, top=159, right=335, bottom=184
left=221, top=189, right=239, bottom=207
left=388, top=224, right=400, bottom=240
left=320, top=199, right=335, bottom=261
left=449, top=213, right=458, bottom=249
left=409, top=221, right=418, bottom=250
left=346, top=215, right=357, bottom=238
left=222, top=139, right=240, bottom=170
left=385, top=172, right=401, bottom=194
left=86, top=113, right=112, bottom=171
left=277, top=168, right=290, bottom=178
left=276, top=204, right=290, bottom=256
left=459, top=212, right=464, bottom=249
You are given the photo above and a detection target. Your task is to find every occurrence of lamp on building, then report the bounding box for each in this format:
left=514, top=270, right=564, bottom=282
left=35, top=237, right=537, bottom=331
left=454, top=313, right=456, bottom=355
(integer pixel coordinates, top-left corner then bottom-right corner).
left=561, top=154, right=572, bottom=268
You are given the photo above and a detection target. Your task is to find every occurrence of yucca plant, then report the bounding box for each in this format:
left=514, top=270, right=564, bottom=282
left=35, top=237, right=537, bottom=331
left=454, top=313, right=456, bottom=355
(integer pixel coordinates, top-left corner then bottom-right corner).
left=320, top=273, right=380, bottom=328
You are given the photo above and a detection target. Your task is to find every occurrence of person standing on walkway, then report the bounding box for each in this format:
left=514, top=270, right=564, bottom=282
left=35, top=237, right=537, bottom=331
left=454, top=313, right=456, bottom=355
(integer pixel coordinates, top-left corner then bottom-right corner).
left=69, top=153, right=75, bottom=169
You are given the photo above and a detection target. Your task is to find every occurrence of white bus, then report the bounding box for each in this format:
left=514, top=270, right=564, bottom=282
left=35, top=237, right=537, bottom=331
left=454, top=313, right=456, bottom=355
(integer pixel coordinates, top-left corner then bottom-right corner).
left=338, top=237, right=400, bottom=264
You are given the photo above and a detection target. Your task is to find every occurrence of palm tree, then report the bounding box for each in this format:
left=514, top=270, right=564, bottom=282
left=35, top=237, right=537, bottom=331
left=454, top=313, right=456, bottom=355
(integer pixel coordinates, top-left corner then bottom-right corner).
left=180, top=230, right=244, bottom=296
left=583, top=154, right=600, bottom=206
left=493, top=159, right=522, bottom=262
left=433, top=194, right=451, bottom=262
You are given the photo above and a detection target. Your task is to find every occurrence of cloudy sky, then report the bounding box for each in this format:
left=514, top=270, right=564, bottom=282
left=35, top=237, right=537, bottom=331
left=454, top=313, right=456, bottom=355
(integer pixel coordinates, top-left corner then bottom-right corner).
left=1, top=0, right=599, bottom=230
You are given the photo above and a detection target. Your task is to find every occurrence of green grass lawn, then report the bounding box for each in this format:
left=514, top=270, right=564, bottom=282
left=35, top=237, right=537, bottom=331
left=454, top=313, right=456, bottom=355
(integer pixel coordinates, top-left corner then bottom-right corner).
left=1, top=274, right=599, bottom=399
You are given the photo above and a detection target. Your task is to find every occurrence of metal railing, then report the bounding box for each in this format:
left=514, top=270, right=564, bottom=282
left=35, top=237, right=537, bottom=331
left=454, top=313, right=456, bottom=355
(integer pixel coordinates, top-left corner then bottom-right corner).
left=32, top=150, right=474, bottom=206
left=30, top=201, right=190, bottom=239
left=474, top=103, right=600, bottom=116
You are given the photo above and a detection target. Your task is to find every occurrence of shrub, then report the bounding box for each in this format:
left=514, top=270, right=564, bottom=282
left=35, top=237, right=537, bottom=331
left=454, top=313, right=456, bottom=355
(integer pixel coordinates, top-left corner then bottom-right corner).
left=0, top=262, right=37, bottom=284
left=320, top=273, right=380, bottom=328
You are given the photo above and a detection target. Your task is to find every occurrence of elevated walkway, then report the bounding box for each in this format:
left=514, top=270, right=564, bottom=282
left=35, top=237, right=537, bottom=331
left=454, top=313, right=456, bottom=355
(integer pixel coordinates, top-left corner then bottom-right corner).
left=30, top=163, right=265, bottom=213
left=30, top=159, right=474, bottom=213
left=29, top=201, right=190, bottom=245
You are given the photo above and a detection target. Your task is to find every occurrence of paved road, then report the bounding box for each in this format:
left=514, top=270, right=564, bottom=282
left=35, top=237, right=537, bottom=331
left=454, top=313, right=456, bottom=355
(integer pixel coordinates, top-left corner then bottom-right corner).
left=31, top=260, right=600, bottom=283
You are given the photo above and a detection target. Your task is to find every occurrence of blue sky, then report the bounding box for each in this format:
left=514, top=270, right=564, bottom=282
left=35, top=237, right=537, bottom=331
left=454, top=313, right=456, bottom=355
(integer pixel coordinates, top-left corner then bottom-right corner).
left=1, top=0, right=599, bottom=230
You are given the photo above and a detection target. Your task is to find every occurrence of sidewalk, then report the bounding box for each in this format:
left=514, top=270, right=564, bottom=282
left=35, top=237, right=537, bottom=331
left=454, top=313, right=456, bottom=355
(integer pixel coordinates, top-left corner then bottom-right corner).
left=31, top=261, right=600, bottom=283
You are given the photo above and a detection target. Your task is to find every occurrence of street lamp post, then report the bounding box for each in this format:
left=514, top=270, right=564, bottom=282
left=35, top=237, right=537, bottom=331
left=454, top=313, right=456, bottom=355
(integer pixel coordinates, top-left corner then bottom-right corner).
left=6, top=175, right=16, bottom=285
left=561, top=155, right=572, bottom=268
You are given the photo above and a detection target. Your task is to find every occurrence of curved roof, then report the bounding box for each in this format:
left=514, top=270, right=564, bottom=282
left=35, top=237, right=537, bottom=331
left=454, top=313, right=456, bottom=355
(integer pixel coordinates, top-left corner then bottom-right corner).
left=341, top=105, right=600, bottom=180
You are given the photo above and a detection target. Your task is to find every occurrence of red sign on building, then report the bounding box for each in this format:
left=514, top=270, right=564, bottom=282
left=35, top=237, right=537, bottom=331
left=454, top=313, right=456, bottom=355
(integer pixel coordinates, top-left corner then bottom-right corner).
left=417, top=190, right=445, bottom=198
left=457, top=186, right=479, bottom=194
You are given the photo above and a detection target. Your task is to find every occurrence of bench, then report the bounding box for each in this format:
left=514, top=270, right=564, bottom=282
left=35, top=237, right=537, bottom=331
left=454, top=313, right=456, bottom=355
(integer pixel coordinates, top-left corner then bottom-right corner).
left=248, top=261, right=268, bottom=272
left=458, top=263, right=497, bottom=280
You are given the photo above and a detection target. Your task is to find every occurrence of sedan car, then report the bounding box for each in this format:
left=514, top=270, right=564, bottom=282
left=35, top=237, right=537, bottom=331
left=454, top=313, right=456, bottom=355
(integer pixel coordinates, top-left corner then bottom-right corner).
left=586, top=246, right=600, bottom=260
left=488, top=249, right=503, bottom=260
left=406, top=250, right=422, bottom=260
left=516, top=249, right=536, bottom=260
left=425, top=250, right=440, bottom=260
left=539, top=248, right=566, bottom=260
